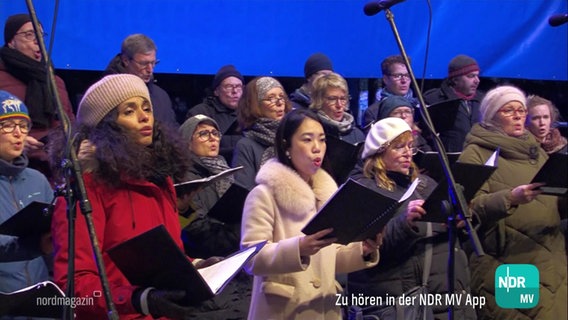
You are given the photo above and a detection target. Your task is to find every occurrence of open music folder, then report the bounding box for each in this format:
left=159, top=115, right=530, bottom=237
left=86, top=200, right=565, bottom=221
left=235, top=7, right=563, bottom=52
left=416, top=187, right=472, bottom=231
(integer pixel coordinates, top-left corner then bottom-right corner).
left=530, top=152, right=567, bottom=196
left=108, top=225, right=264, bottom=305
left=174, top=166, right=243, bottom=196
left=323, top=136, right=364, bottom=185
left=0, top=280, right=64, bottom=318
left=0, top=201, right=51, bottom=237
left=302, top=178, right=419, bottom=245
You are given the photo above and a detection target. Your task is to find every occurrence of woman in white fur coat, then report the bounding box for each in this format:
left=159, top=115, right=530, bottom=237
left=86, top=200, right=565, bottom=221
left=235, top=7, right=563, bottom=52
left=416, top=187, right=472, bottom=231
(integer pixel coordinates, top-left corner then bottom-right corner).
left=240, top=109, right=381, bottom=319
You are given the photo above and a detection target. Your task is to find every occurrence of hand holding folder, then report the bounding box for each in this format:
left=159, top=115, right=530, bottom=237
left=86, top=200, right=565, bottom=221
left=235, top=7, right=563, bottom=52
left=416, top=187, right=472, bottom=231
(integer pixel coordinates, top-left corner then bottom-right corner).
left=530, top=152, right=567, bottom=196
left=302, top=178, right=419, bottom=245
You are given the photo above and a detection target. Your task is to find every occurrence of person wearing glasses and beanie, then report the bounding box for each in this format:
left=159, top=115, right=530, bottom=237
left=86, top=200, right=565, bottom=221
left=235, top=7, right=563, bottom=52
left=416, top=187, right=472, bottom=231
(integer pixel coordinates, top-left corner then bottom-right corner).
left=363, top=55, right=421, bottom=129
left=458, top=85, right=567, bottom=319
left=232, top=76, right=292, bottom=190
left=0, top=91, right=53, bottom=318
left=103, top=33, right=178, bottom=129
left=347, top=117, right=476, bottom=320
left=423, top=54, right=485, bottom=152
left=289, top=52, right=334, bottom=110
left=49, top=74, right=224, bottom=319
left=186, top=64, right=245, bottom=164
left=0, top=13, right=76, bottom=183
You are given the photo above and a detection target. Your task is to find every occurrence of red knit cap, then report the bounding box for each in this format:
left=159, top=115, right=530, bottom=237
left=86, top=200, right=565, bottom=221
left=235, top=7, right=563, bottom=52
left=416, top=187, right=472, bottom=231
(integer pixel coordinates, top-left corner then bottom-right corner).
left=448, top=55, right=480, bottom=78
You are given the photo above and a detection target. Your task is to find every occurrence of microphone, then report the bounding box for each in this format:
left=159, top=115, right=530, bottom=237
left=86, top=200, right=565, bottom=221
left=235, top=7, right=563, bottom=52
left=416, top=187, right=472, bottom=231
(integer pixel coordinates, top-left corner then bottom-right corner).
left=364, top=0, right=406, bottom=16
left=548, top=13, right=568, bottom=27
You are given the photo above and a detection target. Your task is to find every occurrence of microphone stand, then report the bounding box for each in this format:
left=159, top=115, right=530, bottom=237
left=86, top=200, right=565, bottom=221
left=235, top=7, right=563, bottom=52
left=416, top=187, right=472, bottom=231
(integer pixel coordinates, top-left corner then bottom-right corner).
left=379, top=8, right=485, bottom=320
left=24, top=2, right=119, bottom=319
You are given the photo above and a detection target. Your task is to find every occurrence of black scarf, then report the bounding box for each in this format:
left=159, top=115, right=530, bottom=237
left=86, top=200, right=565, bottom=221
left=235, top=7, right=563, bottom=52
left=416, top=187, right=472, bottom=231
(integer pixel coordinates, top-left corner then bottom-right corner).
left=0, top=47, right=54, bottom=128
left=243, top=118, right=280, bottom=165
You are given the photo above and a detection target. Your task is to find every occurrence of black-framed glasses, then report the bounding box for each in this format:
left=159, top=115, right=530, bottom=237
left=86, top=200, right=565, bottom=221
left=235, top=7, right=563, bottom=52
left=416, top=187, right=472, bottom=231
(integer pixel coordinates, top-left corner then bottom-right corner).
left=325, top=95, right=350, bottom=105
left=0, top=120, right=31, bottom=134
left=130, top=58, right=160, bottom=68
left=499, top=107, right=527, bottom=117
left=262, top=96, right=287, bottom=105
left=221, top=84, right=243, bottom=92
left=195, top=129, right=221, bottom=141
left=15, top=30, right=47, bottom=42
left=388, top=73, right=411, bottom=81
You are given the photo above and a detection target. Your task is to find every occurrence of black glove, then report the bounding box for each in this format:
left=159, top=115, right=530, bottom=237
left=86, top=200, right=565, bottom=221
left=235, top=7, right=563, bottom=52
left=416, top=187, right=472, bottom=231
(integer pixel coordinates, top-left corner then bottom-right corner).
left=132, top=288, right=192, bottom=319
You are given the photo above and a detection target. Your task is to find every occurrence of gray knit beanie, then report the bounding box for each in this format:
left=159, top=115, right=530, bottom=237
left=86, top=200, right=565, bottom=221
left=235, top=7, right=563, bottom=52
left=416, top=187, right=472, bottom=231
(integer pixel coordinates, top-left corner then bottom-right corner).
left=179, top=114, right=219, bottom=141
left=77, top=74, right=151, bottom=127
left=256, top=77, right=283, bottom=101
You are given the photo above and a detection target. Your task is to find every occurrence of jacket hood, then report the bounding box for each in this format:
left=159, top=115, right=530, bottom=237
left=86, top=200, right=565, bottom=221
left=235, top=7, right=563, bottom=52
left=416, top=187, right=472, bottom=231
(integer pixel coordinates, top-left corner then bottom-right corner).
left=255, top=159, right=337, bottom=217
left=465, top=123, right=543, bottom=161
left=0, top=154, right=28, bottom=177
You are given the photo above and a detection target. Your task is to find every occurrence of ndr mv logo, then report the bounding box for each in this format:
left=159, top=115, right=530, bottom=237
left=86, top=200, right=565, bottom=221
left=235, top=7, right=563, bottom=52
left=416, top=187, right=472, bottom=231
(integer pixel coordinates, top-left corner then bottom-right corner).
left=495, top=264, right=539, bottom=309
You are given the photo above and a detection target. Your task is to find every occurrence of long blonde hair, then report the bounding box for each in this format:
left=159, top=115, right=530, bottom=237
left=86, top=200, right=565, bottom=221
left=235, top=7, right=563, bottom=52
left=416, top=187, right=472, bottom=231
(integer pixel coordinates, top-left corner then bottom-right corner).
left=362, top=131, right=418, bottom=191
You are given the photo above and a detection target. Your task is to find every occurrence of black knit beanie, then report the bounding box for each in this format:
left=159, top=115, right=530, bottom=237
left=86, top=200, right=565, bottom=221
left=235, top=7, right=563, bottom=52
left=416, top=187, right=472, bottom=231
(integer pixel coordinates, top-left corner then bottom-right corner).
left=4, top=14, right=31, bottom=45
left=304, top=53, right=333, bottom=79
left=448, top=55, right=479, bottom=78
left=212, top=65, right=244, bottom=89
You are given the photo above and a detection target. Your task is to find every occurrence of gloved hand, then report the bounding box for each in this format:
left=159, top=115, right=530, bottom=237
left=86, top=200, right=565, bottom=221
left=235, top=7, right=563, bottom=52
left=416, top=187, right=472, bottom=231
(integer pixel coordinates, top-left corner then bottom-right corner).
left=133, top=288, right=192, bottom=319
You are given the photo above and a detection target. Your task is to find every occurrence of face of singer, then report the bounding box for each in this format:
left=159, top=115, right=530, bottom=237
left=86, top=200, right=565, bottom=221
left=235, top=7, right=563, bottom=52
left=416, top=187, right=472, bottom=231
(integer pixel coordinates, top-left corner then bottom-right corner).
left=115, top=96, right=154, bottom=146
left=7, top=22, right=43, bottom=62
left=321, top=87, right=347, bottom=121
left=382, top=133, right=413, bottom=175
left=452, top=71, right=480, bottom=97
left=383, top=63, right=410, bottom=96
left=260, top=87, right=287, bottom=120
left=493, top=101, right=527, bottom=138
left=189, top=123, right=220, bottom=157
left=526, top=104, right=552, bottom=141
left=288, top=117, right=326, bottom=182
left=122, top=50, right=157, bottom=83
left=0, top=118, right=29, bottom=162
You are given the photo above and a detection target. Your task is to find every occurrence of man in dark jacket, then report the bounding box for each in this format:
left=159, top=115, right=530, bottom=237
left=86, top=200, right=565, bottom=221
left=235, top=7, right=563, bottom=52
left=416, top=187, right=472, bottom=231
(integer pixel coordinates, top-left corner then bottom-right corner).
left=186, top=64, right=245, bottom=164
left=103, top=33, right=178, bottom=128
left=289, top=52, right=334, bottom=109
left=423, top=55, right=485, bottom=152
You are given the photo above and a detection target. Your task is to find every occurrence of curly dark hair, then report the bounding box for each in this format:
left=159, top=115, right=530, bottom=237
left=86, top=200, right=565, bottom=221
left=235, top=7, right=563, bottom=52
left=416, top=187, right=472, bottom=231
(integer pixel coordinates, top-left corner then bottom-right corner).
left=48, top=112, right=190, bottom=188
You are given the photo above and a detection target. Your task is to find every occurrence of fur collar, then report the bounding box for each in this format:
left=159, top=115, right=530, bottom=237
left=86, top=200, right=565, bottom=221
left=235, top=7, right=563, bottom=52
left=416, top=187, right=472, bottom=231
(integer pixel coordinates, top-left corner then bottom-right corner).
left=255, top=159, right=337, bottom=217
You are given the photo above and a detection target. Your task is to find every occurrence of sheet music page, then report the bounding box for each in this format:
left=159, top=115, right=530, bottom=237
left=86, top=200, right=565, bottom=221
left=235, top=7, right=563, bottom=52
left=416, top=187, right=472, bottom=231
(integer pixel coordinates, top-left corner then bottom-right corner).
left=399, top=178, right=420, bottom=203
left=197, top=245, right=257, bottom=293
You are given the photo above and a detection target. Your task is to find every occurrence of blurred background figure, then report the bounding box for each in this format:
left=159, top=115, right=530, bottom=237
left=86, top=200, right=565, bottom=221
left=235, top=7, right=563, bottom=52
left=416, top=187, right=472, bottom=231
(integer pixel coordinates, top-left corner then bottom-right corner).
left=525, top=94, right=567, bottom=154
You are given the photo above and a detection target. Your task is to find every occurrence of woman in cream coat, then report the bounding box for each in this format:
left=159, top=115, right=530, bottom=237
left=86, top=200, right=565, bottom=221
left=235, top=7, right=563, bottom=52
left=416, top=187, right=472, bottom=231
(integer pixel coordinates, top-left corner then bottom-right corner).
left=240, top=109, right=380, bottom=319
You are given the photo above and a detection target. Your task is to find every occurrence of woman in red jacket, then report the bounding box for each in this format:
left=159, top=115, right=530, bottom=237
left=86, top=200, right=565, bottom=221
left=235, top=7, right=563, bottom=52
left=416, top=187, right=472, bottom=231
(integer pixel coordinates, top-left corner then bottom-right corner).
left=49, top=74, right=199, bottom=319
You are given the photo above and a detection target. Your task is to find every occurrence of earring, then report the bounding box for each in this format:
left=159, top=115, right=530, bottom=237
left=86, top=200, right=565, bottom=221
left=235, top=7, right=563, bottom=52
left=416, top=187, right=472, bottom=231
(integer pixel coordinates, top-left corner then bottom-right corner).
left=285, top=151, right=291, bottom=159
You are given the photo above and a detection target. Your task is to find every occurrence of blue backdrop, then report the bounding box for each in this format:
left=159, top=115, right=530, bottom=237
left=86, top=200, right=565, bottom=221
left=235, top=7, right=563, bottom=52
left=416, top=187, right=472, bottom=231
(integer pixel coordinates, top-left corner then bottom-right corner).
left=1, top=0, right=567, bottom=80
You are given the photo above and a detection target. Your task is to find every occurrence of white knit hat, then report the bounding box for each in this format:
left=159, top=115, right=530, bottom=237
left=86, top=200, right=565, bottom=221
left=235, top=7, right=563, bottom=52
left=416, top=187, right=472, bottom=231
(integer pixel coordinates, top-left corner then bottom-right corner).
left=362, top=117, right=411, bottom=159
left=77, top=74, right=151, bottom=127
left=480, top=85, right=526, bottom=125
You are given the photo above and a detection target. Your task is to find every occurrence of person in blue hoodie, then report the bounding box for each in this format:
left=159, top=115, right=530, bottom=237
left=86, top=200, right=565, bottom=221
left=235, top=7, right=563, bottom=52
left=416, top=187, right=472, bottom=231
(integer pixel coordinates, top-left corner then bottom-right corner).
left=0, top=90, right=53, bottom=318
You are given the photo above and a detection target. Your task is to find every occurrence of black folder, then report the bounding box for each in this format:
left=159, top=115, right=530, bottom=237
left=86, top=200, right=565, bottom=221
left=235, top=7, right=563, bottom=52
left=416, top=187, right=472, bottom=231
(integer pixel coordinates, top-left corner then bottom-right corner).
left=207, top=183, right=249, bottom=224
left=0, top=281, right=64, bottom=318
left=530, top=152, right=568, bottom=196
left=422, top=162, right=498, bottom=222
left=414, top=150, right=461, bottom=182
left=301, top=178, right=419, bottom=245
left=425, top=99, right=462, bottom=133
left=323, top=136, right=364, bottom=185
left=107, top=225, right=264, bottom=305
left=174, top=166, right=243, bottom=196
left=0, top=201, right=51, bottom=237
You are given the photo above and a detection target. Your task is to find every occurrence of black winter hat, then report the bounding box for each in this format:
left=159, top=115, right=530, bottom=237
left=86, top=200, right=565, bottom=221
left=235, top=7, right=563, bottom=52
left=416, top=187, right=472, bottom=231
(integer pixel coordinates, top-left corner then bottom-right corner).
left=304, top=53, right=333, bottom=79
left=212, top=65, right=244, bottom=89
left=377, top=95, right=414, bottom=121
left=448, top=55, right=479, bottom=78
left=4, top=14, right=31, bottom=45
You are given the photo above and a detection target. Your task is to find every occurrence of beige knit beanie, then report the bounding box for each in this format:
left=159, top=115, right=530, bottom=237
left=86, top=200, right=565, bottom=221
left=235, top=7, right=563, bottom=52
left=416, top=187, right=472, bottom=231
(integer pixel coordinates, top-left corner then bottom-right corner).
left=480, top=85, right=526, bottom=126
left=362, top=117, right=411, bottom=159
left=77, top=74, right=151, bottom=127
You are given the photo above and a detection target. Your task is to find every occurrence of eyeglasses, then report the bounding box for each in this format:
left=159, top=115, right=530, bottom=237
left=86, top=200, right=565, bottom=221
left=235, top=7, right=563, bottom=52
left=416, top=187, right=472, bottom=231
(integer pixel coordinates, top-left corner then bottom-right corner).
left=499, top=107, right=527, bottom=117
left=0, top=120, right=31, bottom=134
left=221, top=84, right=243, bottom=92
left=392, top=143, right=417, bottom=155
left=390, top=109, right=414, bottom=117
left=130, top=58, right=160, bottom=68
left=195, top=129, right=221, bottom=141
left=262, top=96, right=287, bottom=105
left=388, top=73, right=411, bottom=81
left=325, top=96, right=350, bottom=105
left=15, top=30, right=47, bottom=42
